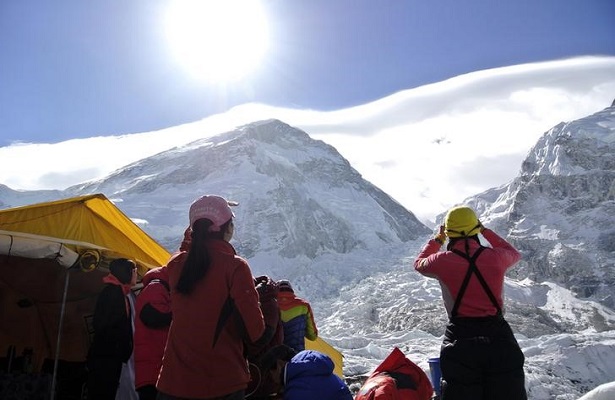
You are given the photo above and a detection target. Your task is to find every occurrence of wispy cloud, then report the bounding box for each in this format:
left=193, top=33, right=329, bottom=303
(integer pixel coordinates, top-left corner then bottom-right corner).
left=1, top=56, right=614, bottom=224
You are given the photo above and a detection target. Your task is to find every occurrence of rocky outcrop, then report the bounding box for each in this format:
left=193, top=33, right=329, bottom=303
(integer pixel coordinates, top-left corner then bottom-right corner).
left=466, top=106, right=615, bottom=307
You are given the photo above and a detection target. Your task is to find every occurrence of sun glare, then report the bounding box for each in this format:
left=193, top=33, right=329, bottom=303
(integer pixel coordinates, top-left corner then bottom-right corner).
left=164, top=0, right=269, bottom=82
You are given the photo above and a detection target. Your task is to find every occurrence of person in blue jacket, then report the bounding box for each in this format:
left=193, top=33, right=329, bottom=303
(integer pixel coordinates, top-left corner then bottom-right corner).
left=259, top=346, right=352, bottom=400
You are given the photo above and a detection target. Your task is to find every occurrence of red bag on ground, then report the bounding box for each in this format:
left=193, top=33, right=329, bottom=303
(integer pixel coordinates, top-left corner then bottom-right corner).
left=355, top=347, right=433, bottom=400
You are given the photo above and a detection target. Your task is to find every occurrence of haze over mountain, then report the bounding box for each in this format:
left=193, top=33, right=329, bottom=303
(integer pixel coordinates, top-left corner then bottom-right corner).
left=1, top=103, right=615, bottom=399
left=2, top=56, right=614, bottom=224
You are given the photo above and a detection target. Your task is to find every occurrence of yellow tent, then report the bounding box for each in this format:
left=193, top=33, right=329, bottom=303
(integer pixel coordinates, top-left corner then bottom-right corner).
left=305, top=337, right=344, bottom=377
left=0, top=193, right=171, bottom=398
left=0, top=193, right=170, bottom=274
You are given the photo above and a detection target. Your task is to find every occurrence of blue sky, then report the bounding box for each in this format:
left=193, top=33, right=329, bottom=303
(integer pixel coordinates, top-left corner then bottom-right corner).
left=1, top=0, right=614, bottom=146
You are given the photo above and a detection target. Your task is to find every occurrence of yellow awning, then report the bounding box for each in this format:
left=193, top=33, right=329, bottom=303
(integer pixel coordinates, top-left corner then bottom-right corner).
left=0, top=193, right=171, bottom=274
left=305, top=337, right=344, bottom=377
left=0, top=193, right=171, bottom=366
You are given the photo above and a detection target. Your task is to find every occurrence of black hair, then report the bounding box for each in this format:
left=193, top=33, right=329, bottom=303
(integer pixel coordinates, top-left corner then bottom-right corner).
left=109, top=258, right=135, bottom=284
left=175, top=218, right=231, bottom=295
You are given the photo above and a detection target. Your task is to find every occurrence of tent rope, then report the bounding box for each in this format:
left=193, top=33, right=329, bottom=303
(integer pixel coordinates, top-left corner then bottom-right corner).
left=6, top=235, right=14, bottom=260
left=53, top=242, right=64, bottom=262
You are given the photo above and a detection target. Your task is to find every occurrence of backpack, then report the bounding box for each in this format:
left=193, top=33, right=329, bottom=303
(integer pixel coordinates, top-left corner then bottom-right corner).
left=355, top=348, right=433, bottom=400
left=246, top=276, right=285, bottom=398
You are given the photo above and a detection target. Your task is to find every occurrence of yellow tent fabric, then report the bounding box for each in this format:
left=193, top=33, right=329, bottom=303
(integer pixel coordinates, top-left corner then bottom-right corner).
left=0, top=193, right=171, bottom=274
left=305, top=337, right=344, bottom=377
left=0, top=193, right=171, bottom=371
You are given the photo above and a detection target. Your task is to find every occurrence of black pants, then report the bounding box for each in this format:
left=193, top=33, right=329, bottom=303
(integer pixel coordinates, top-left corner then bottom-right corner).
left=86, top=358, right=122, bottom=400
left=138, top=384, right=158, bottom=400
left=156, top=389, right=245, bottom=400
left=440, top=316, right=527, bottom=400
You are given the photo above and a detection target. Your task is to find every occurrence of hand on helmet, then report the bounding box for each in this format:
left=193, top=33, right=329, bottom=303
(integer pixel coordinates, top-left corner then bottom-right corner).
left=477, top=220, right=485, bottom=233
left=434, top=225, right=446, bottom=244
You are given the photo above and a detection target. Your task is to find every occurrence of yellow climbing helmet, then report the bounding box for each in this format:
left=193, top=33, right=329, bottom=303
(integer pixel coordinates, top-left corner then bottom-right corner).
left=444, top=206, right=482, bottom=238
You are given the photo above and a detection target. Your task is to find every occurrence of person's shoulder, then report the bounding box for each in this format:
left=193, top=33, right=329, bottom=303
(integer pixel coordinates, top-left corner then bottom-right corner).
left=418, top=248, right=455, bottom=267
left=166, top=251, right=186, bottom=269
left=141, top=278, right=170, bottom=296
left=231, top=254, right=251, bottom=272
left=97, top=283, right=123, bottom=304
left=101, top=282, right=122, bottom=293
left=233, top=252, right=249, bottom=263
left=285, top=294, right=310, bottom=307
left=97, top=284, right=114, bottom=298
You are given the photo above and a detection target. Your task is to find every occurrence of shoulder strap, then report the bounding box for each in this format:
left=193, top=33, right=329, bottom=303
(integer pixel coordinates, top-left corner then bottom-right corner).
left=450, top=247, right=502, bottom=318
left=149, top=278, right=170, bottom=292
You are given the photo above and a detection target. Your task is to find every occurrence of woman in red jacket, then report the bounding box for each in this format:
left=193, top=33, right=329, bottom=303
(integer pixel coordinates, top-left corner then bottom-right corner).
left=414, top=206, right=527, bottom=400
left=156, top=195, right=266, bottom=400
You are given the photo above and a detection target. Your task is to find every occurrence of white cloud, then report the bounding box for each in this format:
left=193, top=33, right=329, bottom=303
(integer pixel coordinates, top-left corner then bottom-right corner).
left=1, top=56, right=614, bottom=224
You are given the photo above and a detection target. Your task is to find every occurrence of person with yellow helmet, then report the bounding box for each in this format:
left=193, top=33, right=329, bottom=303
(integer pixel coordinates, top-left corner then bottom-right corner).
left=414, top=205, right=527, bottom=400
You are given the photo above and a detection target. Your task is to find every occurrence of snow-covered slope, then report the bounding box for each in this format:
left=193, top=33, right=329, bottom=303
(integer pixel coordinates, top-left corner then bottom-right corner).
left=463, top=106, right=615, bottom=308
left=316, top=259, right=615, bottom=400
left=578, top=382, right=615, bottom=400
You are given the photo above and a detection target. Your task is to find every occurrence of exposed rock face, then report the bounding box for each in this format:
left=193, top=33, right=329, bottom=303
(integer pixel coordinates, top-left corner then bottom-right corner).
left=465, top=106, right=615, bottom=307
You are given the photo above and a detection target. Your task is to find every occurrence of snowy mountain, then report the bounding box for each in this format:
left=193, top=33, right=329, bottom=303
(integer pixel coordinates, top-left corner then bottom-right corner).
left=0, top=184, right=63, bottom=210
left=54, top=119, right=429, bottom=296
left=463, top=105, right=615, bottom=309
left=1, top=114, right=614, bottom=399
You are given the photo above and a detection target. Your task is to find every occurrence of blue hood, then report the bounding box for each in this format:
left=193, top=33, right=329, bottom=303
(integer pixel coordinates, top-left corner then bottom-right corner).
left=285, top=350, right=334, bottom=382
left=283, top=350, right=352, bottom=400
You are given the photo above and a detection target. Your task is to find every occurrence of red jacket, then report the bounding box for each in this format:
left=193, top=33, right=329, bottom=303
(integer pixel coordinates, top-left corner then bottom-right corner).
left=156, top=239, right=265, bottom=398
left=355, top=347, right=433, bottom=400
left=414, top=229, right=521, bottom=318
left=134, top=266, right=171, bottom=389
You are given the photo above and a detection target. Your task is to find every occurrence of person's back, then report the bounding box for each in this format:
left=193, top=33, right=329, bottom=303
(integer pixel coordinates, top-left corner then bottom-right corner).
left=283, top=350, right=352, bottom=400
left=158, top=240, right=263, bottom=398
left=156, top=195, right=266, bottom=400
left=87, top=258, right=137, bottom=400
left=134, top=266, right=171, bottom=400
left=414, top=205, right=527, bottom=400
left=276, top=280, right=317, bottom=352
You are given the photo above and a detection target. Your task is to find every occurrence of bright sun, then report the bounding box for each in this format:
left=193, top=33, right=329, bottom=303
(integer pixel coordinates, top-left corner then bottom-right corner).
left=164, top=0, right=269, bottom=83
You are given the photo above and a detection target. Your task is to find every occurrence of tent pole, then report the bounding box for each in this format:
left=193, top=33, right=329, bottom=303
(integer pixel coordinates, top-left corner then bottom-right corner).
left=50, top=268, right=71, bottom=400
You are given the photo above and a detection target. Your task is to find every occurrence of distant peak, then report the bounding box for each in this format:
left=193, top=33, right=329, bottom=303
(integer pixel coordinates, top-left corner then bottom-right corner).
left=235, top=119, right=313, bottom=146
left=243, top=118, right=287, bottom=127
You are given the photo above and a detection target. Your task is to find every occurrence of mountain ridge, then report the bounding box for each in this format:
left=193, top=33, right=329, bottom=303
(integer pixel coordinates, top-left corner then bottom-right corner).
left=462, top=105, right=615, bottom=308
left=49, top=120, right=430, bottom=277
